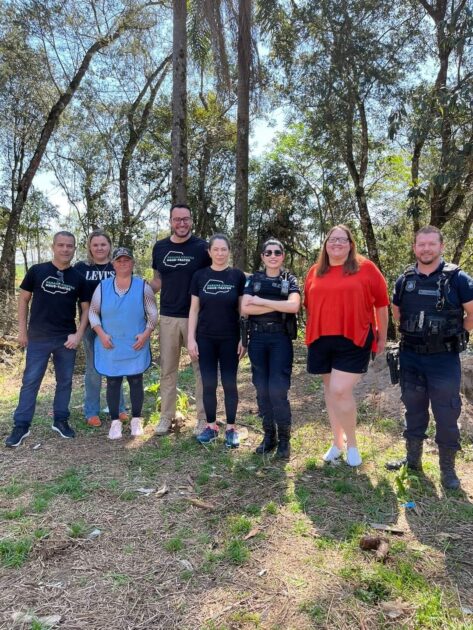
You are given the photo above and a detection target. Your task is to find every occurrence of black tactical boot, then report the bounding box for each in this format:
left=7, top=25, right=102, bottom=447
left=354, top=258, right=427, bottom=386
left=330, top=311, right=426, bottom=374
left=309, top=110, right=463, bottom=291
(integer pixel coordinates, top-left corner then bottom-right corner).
left=255, top=421, right=277, bottom=455
left=385, top=438, right=423, bottom=471
left=275, top=425, right=291, bottom=459
left=439, top=447, right=460, bottom=490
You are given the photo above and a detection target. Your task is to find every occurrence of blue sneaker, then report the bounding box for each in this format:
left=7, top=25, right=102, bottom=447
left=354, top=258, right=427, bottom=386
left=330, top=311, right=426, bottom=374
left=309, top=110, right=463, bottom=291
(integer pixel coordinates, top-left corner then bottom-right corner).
left=197, top=426, right=219, bottom=444
left=225, top=428, right=240, bottom=449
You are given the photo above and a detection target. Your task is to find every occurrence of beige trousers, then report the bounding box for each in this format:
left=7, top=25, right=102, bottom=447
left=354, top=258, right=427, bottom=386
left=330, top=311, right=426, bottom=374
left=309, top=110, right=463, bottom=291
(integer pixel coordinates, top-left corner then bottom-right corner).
left=159, top=315, right=205, bottom=422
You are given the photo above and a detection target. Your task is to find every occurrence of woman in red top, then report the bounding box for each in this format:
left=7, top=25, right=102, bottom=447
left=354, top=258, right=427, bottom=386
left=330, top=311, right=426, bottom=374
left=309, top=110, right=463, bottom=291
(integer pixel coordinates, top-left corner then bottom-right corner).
left=304, top=225, right=389, bottom=466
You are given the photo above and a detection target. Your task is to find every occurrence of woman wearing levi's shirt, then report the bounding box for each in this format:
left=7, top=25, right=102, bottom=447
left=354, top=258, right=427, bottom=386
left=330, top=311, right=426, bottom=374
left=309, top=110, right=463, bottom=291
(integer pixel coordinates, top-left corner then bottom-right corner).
left=304, top=225, right=389, bottom=467
left=188, top=234, right=246, bottom=449
left=74, top=230, right=127, bottom=428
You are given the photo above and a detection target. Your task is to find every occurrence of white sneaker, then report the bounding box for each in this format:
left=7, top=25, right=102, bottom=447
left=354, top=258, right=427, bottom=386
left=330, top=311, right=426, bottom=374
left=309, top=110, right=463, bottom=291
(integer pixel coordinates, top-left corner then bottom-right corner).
left=323, top=444, right=342, bottom=463
left=130, top=417, right=144, bottom=437
left=155, top=417, right=172, bottom=435
left=347, top=447, right=362, bottom=467
left=108, top=419, right=123, bottom=440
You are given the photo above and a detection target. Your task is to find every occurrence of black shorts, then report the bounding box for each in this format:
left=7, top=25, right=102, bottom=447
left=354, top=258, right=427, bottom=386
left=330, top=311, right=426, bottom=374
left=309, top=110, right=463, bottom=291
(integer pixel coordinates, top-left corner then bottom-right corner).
left=307, top=329, right=374, bottom=375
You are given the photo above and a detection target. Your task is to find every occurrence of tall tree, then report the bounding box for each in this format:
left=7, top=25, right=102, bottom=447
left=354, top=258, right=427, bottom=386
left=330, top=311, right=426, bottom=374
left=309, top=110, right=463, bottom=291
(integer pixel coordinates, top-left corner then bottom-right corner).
left=118, top=55, right=171, bottom=245
left=171, top=0, right=188, bottom=205
left=233, top=0, right=251, bottom=270
left=0, top=1, right=159, bottom=295
left=411, top=0, right=472, bottom=228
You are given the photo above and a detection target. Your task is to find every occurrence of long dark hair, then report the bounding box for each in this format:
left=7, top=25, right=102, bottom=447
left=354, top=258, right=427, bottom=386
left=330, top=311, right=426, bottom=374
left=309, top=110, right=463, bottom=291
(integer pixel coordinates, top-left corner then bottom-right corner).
left=315, top=225, right=360, bottom=277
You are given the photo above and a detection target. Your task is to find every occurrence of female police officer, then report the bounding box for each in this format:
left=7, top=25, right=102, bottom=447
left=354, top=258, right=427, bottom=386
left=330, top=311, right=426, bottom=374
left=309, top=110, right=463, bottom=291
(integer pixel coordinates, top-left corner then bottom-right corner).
left=241, top=239, right=300, bottom=458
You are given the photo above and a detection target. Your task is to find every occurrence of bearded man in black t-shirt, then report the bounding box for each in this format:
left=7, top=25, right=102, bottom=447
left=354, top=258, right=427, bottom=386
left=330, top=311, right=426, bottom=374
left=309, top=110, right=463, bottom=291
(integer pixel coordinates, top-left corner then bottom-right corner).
left=5, top=231, right=89, bottom=448
left=151, top=205, right=211, bottom=435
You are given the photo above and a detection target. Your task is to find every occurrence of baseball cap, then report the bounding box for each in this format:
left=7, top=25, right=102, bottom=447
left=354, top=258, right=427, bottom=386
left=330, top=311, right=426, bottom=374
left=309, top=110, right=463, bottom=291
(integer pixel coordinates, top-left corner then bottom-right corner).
left=112, top=246, right=134, bottom=261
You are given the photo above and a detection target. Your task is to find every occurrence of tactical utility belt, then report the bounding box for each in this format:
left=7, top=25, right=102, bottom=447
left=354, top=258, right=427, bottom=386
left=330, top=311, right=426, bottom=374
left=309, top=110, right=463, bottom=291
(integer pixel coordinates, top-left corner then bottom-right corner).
left=400, top=331, right=469, bottom=354
left=249, top=322, right=286, bottom=334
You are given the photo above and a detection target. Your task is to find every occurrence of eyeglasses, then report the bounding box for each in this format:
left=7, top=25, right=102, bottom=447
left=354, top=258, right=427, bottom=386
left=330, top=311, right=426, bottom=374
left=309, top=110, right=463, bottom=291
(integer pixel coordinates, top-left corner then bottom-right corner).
left=56, top=271, right=64, bottom=282
left=327, top=237, right=349, bottom=244
left=263, top=249, right=283, bottom=257
left=172, top=217, right=192, bottom=224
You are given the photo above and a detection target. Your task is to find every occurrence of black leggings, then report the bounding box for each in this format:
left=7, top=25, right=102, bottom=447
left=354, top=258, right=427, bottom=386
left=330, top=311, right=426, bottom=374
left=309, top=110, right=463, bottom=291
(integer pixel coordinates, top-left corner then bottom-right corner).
left=106, top=374, right=144, bottom=419
left=197, top=335, right=239, bottom=424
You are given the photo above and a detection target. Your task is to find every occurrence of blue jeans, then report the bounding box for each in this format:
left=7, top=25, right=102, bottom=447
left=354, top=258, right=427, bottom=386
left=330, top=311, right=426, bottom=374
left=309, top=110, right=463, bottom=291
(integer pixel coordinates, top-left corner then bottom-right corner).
left=248, top=331, right=293, bottom=428
left=83, top=327, right=125, bottom=417
left=400, top=349, right=461, bottom=450
left=13, top=337, right=77, bottom=428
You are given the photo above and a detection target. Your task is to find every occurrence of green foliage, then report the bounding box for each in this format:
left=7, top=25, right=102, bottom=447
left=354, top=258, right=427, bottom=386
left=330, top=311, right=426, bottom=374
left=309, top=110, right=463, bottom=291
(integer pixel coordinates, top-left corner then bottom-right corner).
left=394, top=464, right=421, bottom=501
left=164, top=537, right=185, bottom=553
left=0, top=537, right=32, bottom=568
left=68, top=521, right=88, bottom=538
left=223, top=539, right=250, bottom=565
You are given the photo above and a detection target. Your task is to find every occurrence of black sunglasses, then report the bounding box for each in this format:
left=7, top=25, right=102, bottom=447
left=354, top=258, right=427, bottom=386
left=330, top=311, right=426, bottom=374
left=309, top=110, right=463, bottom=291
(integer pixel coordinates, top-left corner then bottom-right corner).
left=263, top=249, right=283, bottom=257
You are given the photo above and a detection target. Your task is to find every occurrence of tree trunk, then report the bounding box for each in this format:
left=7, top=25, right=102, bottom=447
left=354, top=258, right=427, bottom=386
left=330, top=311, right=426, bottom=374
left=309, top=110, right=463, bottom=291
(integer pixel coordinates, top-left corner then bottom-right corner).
left=452, top=202, right=473, bottom=265
left=119, top=56, right=171, bottom=246
left=171, top=0, right=188, bottom=206
left=233, top=0, right=251, bottom=271
left=0, top=28, right=123, bottom=295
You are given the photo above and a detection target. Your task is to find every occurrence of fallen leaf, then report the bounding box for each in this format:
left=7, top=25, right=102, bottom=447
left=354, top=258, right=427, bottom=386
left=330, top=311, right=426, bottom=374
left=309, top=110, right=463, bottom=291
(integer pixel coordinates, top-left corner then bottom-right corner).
left=179, top=559, right=194, bottom=572
left=360, top=535, right=384, bottom=550
left=238, top=427, right=249, bottom=440
left=187, top=498, right=215, bottom=510
left=376, top=540, right=390, bottom=562
left=380, top=599, right=410, bottom=619
left=258, top=568, right=267, bottom=576
left=244, top=527, right=260, bottom=540
left=438, top=532, right=461, bottom=540
left=186, top=475, right=195, bottom=488
left=156, top=484, right=169, bottom=497
left=370, top=523, right=404, bottom=535
left=32, top=443, right=42, bottom=450
left=359, top=535, right=389, bottom=562
left=136, top=487, right=155, bottom=495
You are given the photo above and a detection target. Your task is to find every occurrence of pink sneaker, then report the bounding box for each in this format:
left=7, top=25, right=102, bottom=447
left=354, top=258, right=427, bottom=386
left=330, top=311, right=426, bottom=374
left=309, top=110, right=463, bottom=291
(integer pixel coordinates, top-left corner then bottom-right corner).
left=131, top=417, right=144, bottom=437
left=108, top=419, right=122, bottom=440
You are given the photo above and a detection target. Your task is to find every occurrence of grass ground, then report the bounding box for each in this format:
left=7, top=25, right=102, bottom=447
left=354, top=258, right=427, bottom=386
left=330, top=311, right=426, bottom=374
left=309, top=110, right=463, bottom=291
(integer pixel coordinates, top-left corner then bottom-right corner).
left=0, top=342, right=472, bottom=629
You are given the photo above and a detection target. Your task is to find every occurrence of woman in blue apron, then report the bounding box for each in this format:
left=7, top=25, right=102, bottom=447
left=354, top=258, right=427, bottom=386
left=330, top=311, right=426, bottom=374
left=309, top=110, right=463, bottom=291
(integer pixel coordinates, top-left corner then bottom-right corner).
left=89, top=247, right=158, bottom=439
left=74, top=229, right=127, bottom=427
left=241, top=239, right=300, bottom=458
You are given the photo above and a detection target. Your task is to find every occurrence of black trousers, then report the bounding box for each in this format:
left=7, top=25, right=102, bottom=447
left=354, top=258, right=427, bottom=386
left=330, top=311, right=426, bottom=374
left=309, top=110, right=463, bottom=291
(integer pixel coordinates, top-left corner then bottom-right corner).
left=106, top=374, right=144, bottom=419
left=197, top=335, right=239, bottom=424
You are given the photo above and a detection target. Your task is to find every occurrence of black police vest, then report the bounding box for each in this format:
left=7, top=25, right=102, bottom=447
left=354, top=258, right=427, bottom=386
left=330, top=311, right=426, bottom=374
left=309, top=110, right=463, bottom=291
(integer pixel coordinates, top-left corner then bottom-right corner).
left=249, top=271, right=287, bottom=324
left=399, top=264, right=464, bottom=348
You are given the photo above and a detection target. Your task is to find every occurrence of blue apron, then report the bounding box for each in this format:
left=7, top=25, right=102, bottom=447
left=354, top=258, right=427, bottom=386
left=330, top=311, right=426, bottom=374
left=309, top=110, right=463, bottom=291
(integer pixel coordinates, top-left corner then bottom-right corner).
left=94, top=277, right=151, bottom=377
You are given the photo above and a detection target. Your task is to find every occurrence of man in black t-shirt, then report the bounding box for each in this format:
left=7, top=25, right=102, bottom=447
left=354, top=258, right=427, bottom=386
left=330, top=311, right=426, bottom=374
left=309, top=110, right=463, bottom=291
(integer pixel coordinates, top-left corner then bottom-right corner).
left=151, top=204, right=211, bottom=435
left=5, top=231, right=90, bottom=448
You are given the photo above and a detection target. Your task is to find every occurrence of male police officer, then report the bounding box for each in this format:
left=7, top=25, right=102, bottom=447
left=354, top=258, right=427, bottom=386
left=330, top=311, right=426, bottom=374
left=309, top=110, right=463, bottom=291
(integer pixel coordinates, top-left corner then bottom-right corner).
left=5, top=231, right=89, bottom=447
left=390, top=226, right=473, bottom=489
left=150, top=204, right=211, bottom=435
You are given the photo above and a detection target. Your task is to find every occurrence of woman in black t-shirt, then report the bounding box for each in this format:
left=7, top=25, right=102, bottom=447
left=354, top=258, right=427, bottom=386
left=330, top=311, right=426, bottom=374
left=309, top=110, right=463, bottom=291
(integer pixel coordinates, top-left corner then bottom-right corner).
left=74, top=230, right=127, bottom=427
left=188, top=234, right=246, bottom=448
left=241, top=238, right=301, bottom=459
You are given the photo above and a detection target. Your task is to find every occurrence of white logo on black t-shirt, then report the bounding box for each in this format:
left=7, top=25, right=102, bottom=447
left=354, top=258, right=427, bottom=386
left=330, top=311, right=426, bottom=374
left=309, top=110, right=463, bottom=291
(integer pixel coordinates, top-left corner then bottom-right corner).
left=41, top=276, right=74, bottom=295
left=163, top=251, right=193, bottom=268
left=203, top=279, right=233, bottom=295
